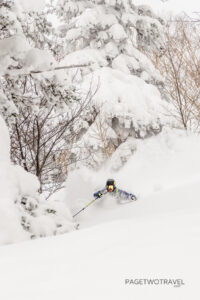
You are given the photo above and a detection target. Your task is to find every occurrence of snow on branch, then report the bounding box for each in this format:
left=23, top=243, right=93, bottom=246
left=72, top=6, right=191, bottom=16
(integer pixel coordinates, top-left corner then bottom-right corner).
left=30, top=63, right=93, bottom=74
left=3, top=63, right=93, bottom=77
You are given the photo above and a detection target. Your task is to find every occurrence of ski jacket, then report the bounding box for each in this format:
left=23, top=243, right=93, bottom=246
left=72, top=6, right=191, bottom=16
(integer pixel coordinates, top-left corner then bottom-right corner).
left=93, top=187, right=135, bottom=201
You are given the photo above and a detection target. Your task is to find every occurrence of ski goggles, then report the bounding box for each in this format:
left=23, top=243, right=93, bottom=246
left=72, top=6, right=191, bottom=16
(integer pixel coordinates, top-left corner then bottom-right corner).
left=107, top=185, right=114, bottom=192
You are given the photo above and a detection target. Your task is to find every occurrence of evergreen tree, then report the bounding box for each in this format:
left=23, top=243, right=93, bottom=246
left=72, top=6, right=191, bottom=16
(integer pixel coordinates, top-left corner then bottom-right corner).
left=53, top=0, right=168, bottom=169
left=0, top=0, right=77, bottom=243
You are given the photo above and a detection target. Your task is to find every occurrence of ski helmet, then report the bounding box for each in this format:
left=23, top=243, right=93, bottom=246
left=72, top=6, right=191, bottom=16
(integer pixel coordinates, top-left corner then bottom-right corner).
left=106, top=179, right=116, bottom=191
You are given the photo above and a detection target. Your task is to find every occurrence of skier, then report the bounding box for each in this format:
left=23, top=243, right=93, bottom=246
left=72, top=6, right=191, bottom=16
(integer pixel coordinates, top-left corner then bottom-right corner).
left=93, top=179, right=137, bottom=203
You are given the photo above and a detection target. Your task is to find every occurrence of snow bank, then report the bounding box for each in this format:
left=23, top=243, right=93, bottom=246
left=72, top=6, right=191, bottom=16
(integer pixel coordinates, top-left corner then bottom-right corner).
left=0, top=164, right=30, bottom=244
left=0, top=178, right=199, bottom=300
left=0, top=118, right=39, bottom=244
left=0, top=161, right=75, bottom=245
left=117, top=128, right=200, bottom=196
left=0, top=117, right=27, bottom=243
left=0, top=115, right=75, bottom=245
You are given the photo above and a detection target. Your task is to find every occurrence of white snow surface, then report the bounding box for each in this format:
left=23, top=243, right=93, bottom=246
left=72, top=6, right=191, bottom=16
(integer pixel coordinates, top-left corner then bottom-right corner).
left=0, top=165, right=200, bottom=299
left=0, top=129, right=200, bottom=298
left=0, top=164, right=38, bottom=244
left=64, top=128, right=200, bottom=219
left=0, top=118, right=40, bottom=244
left=0, top=117, right=33, bottom=243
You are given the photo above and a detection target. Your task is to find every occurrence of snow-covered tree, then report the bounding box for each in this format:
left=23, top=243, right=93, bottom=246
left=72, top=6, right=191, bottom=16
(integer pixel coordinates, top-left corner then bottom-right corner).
left=0, top=0, right=92, bottom=194
left=52, top=0, right=169, bottom=170
left=9, top=82, right=94, bottom=197
left=0, top=0, right=78, bottom=245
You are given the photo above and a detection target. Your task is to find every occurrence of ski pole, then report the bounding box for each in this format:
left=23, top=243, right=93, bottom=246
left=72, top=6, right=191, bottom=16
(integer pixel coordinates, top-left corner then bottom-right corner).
left=73, top=197, right=99, bottom=218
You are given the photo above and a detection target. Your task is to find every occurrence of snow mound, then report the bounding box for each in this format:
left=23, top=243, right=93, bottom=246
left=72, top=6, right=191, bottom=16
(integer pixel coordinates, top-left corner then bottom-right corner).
left=0, top=115, right=75, bottom=245
left=0, top=178, right=199, bottom=300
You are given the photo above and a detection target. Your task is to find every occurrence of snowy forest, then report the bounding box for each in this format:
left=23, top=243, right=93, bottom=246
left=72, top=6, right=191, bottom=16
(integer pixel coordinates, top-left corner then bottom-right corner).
left=1, top=0, right=200, bottom=298
left=0, top=0, right=200, bottom=243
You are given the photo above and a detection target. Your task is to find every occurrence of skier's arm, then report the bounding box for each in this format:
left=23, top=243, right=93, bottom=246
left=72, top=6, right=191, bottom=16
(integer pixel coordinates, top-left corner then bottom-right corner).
left=118, top=189, right=137, bottom=200
left=93, top=188, right=107, bottom=198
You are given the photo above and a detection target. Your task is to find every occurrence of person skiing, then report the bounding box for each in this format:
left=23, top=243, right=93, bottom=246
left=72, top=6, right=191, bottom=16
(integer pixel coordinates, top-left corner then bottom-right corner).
left=93, top=179, right=137, bottom=203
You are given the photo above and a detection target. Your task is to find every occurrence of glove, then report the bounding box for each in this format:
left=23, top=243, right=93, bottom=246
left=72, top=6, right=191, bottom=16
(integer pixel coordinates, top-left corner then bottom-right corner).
left=94, top=192, right=103, bottom=198
left=130, top=194, right=137, bottom=201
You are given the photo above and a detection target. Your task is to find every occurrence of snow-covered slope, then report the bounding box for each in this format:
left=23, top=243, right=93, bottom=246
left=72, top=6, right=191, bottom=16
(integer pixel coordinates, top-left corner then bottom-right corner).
left=63, top=128, right=200, bottom=222
left=1, top=129, right=200, bottom=299
left=0, top=178, right=199, bottom=300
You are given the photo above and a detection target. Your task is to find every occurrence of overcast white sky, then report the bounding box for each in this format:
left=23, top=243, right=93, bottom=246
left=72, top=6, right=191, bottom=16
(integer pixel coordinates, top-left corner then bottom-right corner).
left=47, top=0, right=199, bottom=24
left=133, top=0, right=199, bottom=17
